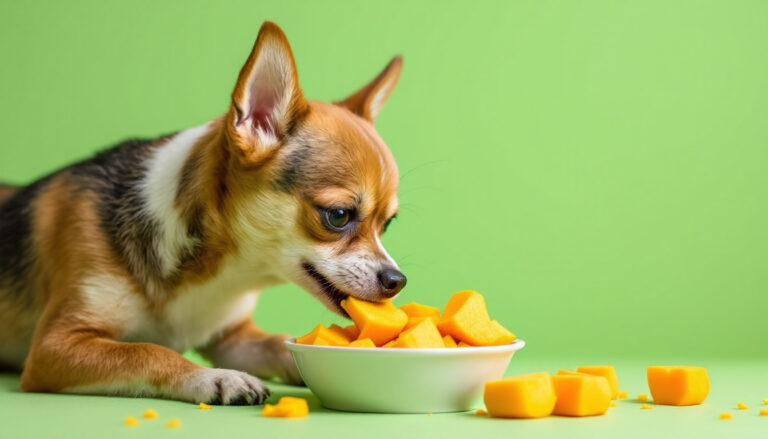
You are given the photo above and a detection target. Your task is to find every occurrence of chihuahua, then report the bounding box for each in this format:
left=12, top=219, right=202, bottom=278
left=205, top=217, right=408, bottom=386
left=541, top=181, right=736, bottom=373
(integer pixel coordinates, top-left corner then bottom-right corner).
left=0, top=21, right=405, bottom=405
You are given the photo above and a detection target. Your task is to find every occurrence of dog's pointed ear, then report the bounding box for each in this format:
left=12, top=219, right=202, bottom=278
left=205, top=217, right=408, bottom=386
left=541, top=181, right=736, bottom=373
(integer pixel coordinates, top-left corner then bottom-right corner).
left=229, top=21, right=307, bottom=163
left=335, top=56, right=403, bottom=122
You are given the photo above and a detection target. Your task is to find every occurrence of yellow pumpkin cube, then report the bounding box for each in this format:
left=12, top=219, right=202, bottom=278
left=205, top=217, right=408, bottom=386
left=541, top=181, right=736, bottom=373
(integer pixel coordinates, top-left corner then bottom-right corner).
left=484, top=372, right=556, bottom=418
left=393, top=318, right=445, bottom=348
left=437, top=290, right=515, bottom=346
left=402, top=315, right=439, bottom=331
left=552, top=374, right=611, bottom=416
left=442, top=335, right=457, bottom=348
left=261, top=404, right=280, bottom=417
left=295, top=324, right=349, bottom=346
left=261, top=397, right=309, bottom=418
left=341, top=297, right=407, bottom=346
left=342, top=324, right=359, bottom=340
left=329, top=324, right=354, bottom=342
left=123, top=417, right=139, bottom=427
left=577, top=366, right=619, bottom=399
left=646, top=366, right=709, bottom=406
left=400, top=302, right=441, bottom=318
left=348, top=338, right=376, bottom=348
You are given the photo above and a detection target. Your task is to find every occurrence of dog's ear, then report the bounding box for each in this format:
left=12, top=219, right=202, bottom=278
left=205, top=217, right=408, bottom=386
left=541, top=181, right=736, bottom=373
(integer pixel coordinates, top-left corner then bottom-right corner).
left=229, top=21, right=307, bottom=164
left=335, top=56, right=403, bottom=122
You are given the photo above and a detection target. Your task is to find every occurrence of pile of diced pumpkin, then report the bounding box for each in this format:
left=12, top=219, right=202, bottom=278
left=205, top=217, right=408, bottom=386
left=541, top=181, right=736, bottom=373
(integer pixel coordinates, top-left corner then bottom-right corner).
left=296, top=290, right=516, bottom=348
left=484, top=365, right=710, bottom=418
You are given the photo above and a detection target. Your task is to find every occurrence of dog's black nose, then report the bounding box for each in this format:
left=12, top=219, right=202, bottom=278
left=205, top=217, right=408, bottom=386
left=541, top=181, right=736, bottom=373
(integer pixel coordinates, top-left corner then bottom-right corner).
left=377, top=269, right=407, bottom=297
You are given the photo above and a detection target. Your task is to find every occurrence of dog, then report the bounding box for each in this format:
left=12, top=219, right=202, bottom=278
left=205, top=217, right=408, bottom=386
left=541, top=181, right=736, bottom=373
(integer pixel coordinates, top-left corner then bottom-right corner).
left=0, top=21, right=405, bottom=405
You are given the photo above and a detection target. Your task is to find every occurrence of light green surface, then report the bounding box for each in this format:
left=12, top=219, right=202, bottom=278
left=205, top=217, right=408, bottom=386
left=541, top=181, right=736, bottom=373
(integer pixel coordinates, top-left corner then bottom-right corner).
left=1, top=0, right=767, bottom=438
left=2, top=0, right=767, bottom=356
left=2, top=357, right=767, bottom=439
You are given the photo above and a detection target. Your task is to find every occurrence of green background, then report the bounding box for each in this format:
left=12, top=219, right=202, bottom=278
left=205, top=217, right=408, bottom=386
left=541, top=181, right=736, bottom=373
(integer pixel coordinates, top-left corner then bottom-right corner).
left=1, top=1, right=766, bottom=438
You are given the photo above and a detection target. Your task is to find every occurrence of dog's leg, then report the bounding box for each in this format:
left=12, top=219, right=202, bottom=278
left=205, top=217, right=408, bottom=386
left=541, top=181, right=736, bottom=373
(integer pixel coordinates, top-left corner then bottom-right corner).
left=199, top=319, right=303, bottom=386
left=21, top=315, right=270, bottom=405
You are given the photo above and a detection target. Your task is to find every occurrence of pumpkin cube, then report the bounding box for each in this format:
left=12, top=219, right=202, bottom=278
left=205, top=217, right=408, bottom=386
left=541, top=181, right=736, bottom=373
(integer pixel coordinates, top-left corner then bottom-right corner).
left=400, top=302, right=441, bottom=318
left=342, top=324, right=359, bottom=340
left=483, top=372, right=556, bottom=418
left=348, top=338, right=376, bottom=348
left=552, top=374, right=611, bottom=416
left=437, top=290, right=515, bottom=346
left=646, top=366, right=709, bottom=406
left=295, top=324, right=349, bottom=346
left=341, top=297, right=407, bottom=346
left=329, top=324, right=354, bottom=342
left=261, top=397, right=309, bottom=418
left=393, top=318, right=445, bottom=348
left=577, top=366, right=619, bottom=399
left=442, top=335, right=458, bottom=348
left=403, top=315, right=439, bottom=331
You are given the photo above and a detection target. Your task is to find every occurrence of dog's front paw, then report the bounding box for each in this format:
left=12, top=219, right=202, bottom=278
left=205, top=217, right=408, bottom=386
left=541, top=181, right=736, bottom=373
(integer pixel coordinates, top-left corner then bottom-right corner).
left=182, top=368, right=269, bottom=405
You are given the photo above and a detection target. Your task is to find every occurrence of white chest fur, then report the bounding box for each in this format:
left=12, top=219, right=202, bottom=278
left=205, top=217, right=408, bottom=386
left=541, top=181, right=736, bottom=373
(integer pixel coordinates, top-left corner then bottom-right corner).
left=78, top=124, right=287, bottom=351
left=79, top=255, right=282, bottom=352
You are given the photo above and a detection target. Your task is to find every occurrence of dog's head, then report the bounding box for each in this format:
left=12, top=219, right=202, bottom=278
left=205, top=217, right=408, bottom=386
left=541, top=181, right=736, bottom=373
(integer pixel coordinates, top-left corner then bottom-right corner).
left=221, top=22, right=404, bottom=314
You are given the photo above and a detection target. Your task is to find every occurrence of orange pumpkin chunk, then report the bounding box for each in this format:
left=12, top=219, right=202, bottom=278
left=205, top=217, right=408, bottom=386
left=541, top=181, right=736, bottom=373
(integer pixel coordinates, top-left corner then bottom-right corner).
left=341, top=297, right=407, bottom=346
left=342, top=324, right=359, bottom=340
left=123, top=417, right=139, bottom=427
left=261, top=397, right=309, bottom=418
left=437, top=290, right=515, bottom=346
left=577, top=366, right=619, bottom=399
left=403, top=315, right=439, bottom=331
left=348, top=338, right=376, bottom=348
left=400, top=302, right=441, bottom=318
left=329, top=324, right=354, bottom=342
left=647, top=366, right=709, bottom=406
left=442, top=335, right=458, bottom=348
left=552, top=374, right=611, bottom=416
left=393, top=318, right=445, bottom=348
left=484, top=372, right=556, bottom=418
left=296, top=324, right=349, bottom=346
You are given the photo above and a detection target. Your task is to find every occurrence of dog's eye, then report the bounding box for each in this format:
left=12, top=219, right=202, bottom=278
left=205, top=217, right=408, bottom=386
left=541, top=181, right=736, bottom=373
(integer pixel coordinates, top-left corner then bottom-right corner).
left=323, top=208, right=353, bottom=231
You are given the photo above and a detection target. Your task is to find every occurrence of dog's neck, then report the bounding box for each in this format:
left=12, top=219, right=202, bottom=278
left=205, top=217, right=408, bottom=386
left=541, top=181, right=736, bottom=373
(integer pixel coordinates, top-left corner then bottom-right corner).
left=137, top=118, right=281, bottom=298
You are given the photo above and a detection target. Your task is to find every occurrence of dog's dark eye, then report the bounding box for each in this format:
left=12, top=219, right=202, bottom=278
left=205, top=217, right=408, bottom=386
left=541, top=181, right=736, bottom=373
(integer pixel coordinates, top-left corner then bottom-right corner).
left=323, top=208, right=353, bottom=231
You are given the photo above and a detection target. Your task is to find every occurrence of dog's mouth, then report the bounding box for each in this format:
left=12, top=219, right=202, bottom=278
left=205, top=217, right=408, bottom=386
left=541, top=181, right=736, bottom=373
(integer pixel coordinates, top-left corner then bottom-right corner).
left=302, top=262, right=349, bottom=315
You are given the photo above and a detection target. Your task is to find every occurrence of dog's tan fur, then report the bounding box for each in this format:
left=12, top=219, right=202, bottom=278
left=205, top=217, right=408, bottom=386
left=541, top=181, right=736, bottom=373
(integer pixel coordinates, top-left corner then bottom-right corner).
left=0, top=22, right=404, bottom=404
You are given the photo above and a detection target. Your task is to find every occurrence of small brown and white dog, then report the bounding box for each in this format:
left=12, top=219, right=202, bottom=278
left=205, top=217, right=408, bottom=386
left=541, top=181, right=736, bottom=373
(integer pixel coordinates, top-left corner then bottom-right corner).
left=0, top=21, right=406, bottom=405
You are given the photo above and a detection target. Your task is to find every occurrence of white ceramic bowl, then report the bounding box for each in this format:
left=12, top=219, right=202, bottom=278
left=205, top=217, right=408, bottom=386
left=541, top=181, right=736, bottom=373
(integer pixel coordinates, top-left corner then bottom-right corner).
left=284, top=339, right=525, bottom=413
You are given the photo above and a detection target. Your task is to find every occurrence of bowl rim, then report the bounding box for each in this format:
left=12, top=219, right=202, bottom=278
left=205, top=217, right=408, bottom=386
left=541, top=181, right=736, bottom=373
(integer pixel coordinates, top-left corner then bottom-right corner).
left=284, top=338, right=525, bottom=355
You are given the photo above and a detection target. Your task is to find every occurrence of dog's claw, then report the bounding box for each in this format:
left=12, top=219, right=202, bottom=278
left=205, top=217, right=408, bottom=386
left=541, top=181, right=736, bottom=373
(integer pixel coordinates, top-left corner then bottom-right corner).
left=185, top=368, right=268, bottom=406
